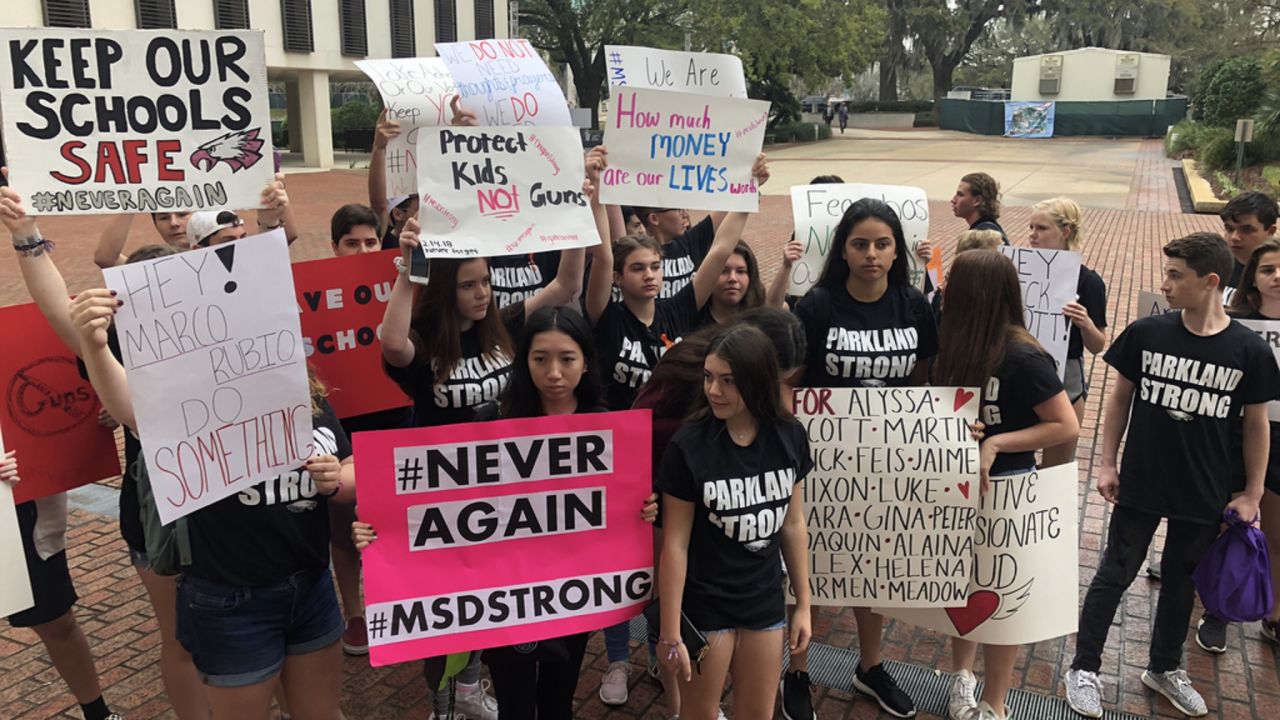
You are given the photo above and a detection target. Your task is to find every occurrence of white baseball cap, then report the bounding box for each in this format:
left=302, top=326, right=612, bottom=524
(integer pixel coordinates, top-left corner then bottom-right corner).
left=186, top=210, right=245, bottom=246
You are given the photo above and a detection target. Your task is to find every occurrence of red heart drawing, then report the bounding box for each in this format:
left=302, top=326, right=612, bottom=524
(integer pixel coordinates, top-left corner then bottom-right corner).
left=946, top=590, right=999, bottom=636
left=957, top=481, right=970, bottom=499
left=954, top=388, right=975, bottom=412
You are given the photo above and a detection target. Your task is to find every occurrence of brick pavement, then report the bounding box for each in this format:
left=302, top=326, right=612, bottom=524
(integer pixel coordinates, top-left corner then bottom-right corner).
left=3, top=139, right=1279, bottom=719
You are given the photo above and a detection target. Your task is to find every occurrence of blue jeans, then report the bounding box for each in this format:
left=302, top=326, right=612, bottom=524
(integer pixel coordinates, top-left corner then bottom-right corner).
left=603, top=620, right=631, bottom=663
left=176, top=568, right=344, bottom=688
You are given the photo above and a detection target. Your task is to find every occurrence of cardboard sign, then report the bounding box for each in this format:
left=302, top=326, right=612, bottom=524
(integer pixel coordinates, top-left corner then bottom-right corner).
left=356, top=411, right=654, bottom=665
left=1139, top=290, right=1170, bottom=318
left=415, top=125, right=600, bottom=257
left=355, top=58, right=457, bottom=198
left=599, top=87, right=769, bottom=212
left=0, top=427, right=35, bottom=618
left=292, top=250, right=410, bottom=419
left=0, top=303, right=120, bottom=504
left=104, top=231, right=313, bottom=524
left=1238, top=319, right=1280, bottom=421
left=884, top=463, right=1079, bottom=645
left=789, top=184, right=930, bottom=294
left=999, top=247, right=1082, bottom=380
left=435, top=39, right=572, bottom=126
left=790, top=387, right=980, bottom=608
left=604, top=46, right=747, bottom=97
left=0, top=29, right=273, bottom=215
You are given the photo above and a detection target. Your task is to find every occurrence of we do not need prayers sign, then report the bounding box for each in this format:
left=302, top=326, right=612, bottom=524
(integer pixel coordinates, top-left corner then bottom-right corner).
left=355, top=411, right=653, bottom=666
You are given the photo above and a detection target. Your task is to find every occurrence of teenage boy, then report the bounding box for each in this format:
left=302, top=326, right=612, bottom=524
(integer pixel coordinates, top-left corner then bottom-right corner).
left=951, top=172, right=1009, bottom=244
left=1063, top=233, right=1280, bottom=718
left=1217, top=191, right=1279, bottom=306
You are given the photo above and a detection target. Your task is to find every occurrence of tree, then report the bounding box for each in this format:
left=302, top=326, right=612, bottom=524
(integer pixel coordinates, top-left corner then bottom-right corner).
left=905, top=0, right=1033, bottom=102
left=880, top=0, right=909, bottom=101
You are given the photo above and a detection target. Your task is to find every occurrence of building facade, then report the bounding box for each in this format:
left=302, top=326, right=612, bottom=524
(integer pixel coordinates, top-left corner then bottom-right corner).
left=1011, top=47, right=1171, bottom=103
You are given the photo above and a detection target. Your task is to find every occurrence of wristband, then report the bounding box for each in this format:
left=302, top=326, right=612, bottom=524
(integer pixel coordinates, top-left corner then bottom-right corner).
left=12, top=235, right=54, bottom=257
left=659, top=637, right=683, bottom=661
left=258, top=219, right=283, bottom=230
left=322, top=481, right=343, bottom=498
left=393, top=256, right=409, bottom=276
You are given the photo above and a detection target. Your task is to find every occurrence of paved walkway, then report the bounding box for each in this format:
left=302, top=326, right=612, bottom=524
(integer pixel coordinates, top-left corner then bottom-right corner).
left=2, top=137, right=1278, bottom=719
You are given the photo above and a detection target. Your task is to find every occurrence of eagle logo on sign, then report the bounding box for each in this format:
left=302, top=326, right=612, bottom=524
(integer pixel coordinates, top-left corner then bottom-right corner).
left=190, top=128, right=266, bottom=172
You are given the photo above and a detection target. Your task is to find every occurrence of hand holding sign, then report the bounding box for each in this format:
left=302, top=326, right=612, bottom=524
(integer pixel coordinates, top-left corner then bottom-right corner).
left=69, top=289, right=118, bottom=356
left=0, top=168, right=38, bottom=237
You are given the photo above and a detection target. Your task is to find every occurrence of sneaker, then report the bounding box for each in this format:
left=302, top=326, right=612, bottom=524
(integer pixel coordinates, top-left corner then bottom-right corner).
left=1262, top=618, right=1280, bottom=643
left=1146, top=562, right=1162, bottom=581
left=599, top=660, right=630, bottom=705
left=1063, top=669, right=1103, bottom=718
left=105, top=715, right=124, bottom=720
left=973, top=701, right=1011, bottom=720
left=341, top=616, right=369, bottom=656
left=780, top=669, right=815, bottom=720
left=455, top=679, right=499, bottom=720
left=947, top=669, right=978, bottom=719
left=851, top=663, right=916, bottom=718
left=1195, top=614, right=1228, bottom=654
left=1142, top=669, right=1208, bottom=717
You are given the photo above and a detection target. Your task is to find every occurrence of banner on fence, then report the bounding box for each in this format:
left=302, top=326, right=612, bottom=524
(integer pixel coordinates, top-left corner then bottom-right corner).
left=1004, top=101, right=1056, bottom=139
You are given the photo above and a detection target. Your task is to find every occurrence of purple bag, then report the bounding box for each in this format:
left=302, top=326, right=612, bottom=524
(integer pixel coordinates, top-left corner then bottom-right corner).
left=1192, top=509, right=1274, bottom=623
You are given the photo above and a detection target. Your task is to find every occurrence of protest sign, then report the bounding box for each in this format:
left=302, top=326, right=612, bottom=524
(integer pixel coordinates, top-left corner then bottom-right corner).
left=0, top=303, right=120, bottom=504
left=791, top=387, right=980, bottom=608
left=884, top=463, right=1079, bottom=645
left=0, top=427, right=35, bottom=618
left=600, top=87, right=769, bottom=212
left=1238, top=320, right=1280, bottom=421
left=999, top=246, right=1082, bottom=380
left=789, top=184, right=930, bottom=295
left=356, top=410, right=653, bottom=665
left=355, top=58, right=456, bottom=198
left=435, top=38, right=571, bottom=126
left=604, top=46, right=747, bottom=97
left=1138, top=290, right=1170, bottom=318
left=104, top=231, right=313, bottom=524
left=415, top=125, right=600, bottom=257
left=292, top=250, right=409, bottom=419
left=0, top=28, right=273, bottom=216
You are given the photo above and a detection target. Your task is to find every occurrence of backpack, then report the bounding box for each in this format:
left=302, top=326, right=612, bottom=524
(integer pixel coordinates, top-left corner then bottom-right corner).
left=132, top=457, right=193, bottom=576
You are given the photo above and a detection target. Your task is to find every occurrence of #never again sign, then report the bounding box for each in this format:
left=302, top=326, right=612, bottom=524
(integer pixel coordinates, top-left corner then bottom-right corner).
left=0, top=29, right=273, bottom=215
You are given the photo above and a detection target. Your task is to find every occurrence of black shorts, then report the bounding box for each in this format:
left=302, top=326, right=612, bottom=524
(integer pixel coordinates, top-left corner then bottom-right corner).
left=7, top=501, right=77, bottom=628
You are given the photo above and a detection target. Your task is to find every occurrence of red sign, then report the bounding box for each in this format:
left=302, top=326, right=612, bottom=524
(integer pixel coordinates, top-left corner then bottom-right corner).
left=0, top=303, right=121, bottom=503
left=293, top=250, right=411, bottom=419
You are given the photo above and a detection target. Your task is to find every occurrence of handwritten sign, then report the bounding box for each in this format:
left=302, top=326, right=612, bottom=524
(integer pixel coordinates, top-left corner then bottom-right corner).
left=356, top=411, right=653, bottom=666
left=1238, top=320, right=1280, bottom=421
left=0, top=427, right=36, bottom=618
left=999, top=247, right=1082, bottom=380
left=788, top=184, right=930, bottom=295
left=1139, top=290, right=1170, bottom=318
left=790, top=387, right=980, bottom=608
left=356, top=58, right=457, bottom=197
left=604, top=46, right=747, bottom=97
left=600, top=87, right=769, bottom=212
left=292, top=250, right=409, bottom=419
left=0, top=28, right=273, bottom=215
left=884, top=463, right=1079, bottom=645
left=435, top=38, right=571, bottom=126
left=415, top=125, right=600, bottom=257
left=0, top=303, right=120, bottom=504
left=104, top=231, right=313, bottom=524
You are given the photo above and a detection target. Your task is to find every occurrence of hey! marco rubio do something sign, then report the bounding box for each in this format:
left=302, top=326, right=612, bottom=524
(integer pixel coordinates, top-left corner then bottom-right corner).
left=0, top=28, right=273, bottom=215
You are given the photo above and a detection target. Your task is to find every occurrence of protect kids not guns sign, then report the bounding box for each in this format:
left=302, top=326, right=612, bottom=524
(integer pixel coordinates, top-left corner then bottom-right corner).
left=0, top=28, right=274, bottom=216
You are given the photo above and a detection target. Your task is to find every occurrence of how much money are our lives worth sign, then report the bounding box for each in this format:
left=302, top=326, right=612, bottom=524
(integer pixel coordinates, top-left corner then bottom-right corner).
left=0, top=28, right=274, bottom=215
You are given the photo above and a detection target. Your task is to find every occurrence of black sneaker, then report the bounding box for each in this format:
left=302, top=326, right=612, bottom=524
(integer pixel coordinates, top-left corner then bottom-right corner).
left=1262, top=618, right=1280, bottom=643
left=1145, top=562, right=1162, bottom=581
left=780, top=669, right=815, bottom=720
left=1195, top=614, right=1227, bottom=654
left=852, top=663, right=917, bottom=718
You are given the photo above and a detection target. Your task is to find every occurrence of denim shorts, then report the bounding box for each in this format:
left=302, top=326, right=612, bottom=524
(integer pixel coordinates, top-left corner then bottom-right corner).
left=703, top=617, right=788, bottom=637
left=176, top=568, right=344, bottom=688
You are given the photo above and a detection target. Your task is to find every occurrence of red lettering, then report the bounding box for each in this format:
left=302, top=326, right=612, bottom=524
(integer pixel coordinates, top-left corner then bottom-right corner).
left=49, top=141, right=91, bottom=184
left=93, top=142, right=125, bottom=184
left=122, top=139, right=148, bottom=184
left=156, top=139, right=183, bottom=181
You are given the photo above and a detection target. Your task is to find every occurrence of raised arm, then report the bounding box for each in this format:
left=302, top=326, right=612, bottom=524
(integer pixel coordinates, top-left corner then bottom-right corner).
left=606, top=204, right=627, bottom=242
left=583, top=147, right=614, bottom=325
left=70, top=289, right=136, bottom=431
left=689, top=211, right=748, bottom=309
left=94, top=213, right=134, bottom=268
left=256, top=173, right=297, bottom=245
left=767, top=236, right=803, bottom=308
left=381, top=218, right=421, bottom=368
left=369, top=109, right=400, bottom=232
left=2, top=171, right=81, bottom=354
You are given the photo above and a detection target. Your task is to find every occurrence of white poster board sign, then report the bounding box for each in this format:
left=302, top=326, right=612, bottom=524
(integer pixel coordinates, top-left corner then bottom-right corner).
left=1139, top=290, right=1170, bottom=318
left=884, top=463, right=1079, bottom=645
left=356, top=58, right=457, bottom=198
left=789, top=184, right=930, bottom=294
left=415, top=126, right=601, bottom=258
left=0, top=28, right=273, bottom=215
left=104, top=231, right=313, bottom=523
left=1238, top=319, right=1280, bottom=421
left=600, top=87, right=769, bottom=212
left=0, top=428, right=35, bottom=617
left=999, top=247, right=1082, bottom=380
left=435, top=39, right=572, bottom=126
left=790, top=387, right=980, bottom=608
left=604, top=45, right=747, bottom=97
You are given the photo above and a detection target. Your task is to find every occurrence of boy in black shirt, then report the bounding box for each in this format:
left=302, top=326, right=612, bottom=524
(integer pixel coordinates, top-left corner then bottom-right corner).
left=950, top=172, right=1009, bottom=245
left=1064, top=233, right=1280, bottom=719
left=1218, top=191, right=1278, bottom=305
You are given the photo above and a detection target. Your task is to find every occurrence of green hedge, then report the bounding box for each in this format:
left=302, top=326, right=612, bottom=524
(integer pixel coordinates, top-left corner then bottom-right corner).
left=847, top=100, right=934, bottom=114
left=1197, top=56, right=1264, bottom=128
left=773, top=122, right=832, bottom=143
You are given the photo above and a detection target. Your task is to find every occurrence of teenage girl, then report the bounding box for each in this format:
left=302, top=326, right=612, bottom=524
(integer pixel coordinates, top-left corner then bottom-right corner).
left=697, top=241, right=772, bottom=327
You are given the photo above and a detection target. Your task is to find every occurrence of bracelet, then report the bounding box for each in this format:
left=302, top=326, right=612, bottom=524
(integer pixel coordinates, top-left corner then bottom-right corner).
left=393, top=256, right=409, bottom=276
left=12, top=236, right=54, bottom=257
left=322, top=481, right=343, bottom=498
left=659, top=637, right=683, bottom=661
left=258, top=220, right=283, bottom=230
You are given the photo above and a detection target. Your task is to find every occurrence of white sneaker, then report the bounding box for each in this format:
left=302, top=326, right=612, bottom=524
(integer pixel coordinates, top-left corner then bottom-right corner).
left=599, top=660, right=630, bottom=705
left=948, top=669, right=978, bottom=719
left=455, top=678, right=499, bottom=720
left=974, top=701, right=1010, bottom=720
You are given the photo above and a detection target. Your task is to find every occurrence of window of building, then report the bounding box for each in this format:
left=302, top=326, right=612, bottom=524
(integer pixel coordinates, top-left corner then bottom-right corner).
left=340, top=0, right=368, bottom=57
left=390, top=0, right=415, bottom=58
left=475, top=0, right=495, bottom=39
left=135, top=0, right=177, bottom=28
left=213, top=0, right=250, bottom=30
left=436, top=0, right=457, bottom=43
left=280, top=0, right=315, bottom=53
left=43, top=0, right=91, bottom=27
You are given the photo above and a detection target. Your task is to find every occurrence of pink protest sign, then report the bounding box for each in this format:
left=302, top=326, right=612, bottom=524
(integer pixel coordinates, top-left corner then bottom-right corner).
left=355, top=410, right=653, bottom=666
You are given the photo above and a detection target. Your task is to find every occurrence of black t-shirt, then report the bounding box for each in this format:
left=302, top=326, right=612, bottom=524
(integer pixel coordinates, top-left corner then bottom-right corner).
left=981, top=341, right=1064, bottom=474
left=971, top=217, right=1009, bottom=245
left=661, top=216, right=715, bottom=300
left=385, top=304, right=525, bottom=427
left=1068, top=266, right=1108, bottom=359
left=184, top=400, right=353, bottom=586
left=794, top=283, right=939, bottom=388
left=340, top=406, right=413, bottom=436
left=1106, top=312, right=1280, bottom=523
left=489, top=252, right=561, bottom=308
left=1223, top=261, right=1245, bottom=307
left=1229, top=310, right=1280, bottom=495
left=656, top=415, right=813, bottom=631
left=594, top=286, right=702, bottom=410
